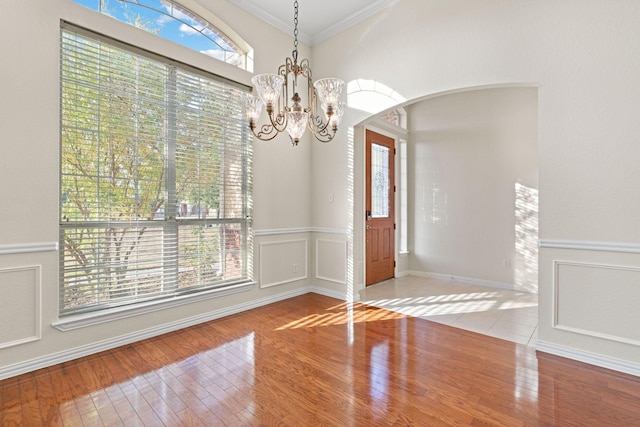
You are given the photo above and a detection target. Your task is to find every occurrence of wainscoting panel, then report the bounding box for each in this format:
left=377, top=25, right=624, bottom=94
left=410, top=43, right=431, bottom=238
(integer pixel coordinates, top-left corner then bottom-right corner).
left=0, top=266, right=41, bottom=349
left=316, top=239, right=347, bottom=284
left=259, top=240, right=308, bottom=288
left=554, top=260, right=640, bottom=345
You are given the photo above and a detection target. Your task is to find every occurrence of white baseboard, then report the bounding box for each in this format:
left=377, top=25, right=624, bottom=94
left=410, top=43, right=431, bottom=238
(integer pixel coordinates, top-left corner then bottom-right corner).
left=405, top=270, right=516, bottom=292
left=0, top=287, right=336, bottom=381
left=310, top=286, right=360, bottom=302
left=536, top=340, right=640, bottom=378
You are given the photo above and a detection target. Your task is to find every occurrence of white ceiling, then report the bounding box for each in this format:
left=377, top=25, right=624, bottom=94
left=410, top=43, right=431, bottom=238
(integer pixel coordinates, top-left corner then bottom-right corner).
left=227, top=0, right=398, bottom=45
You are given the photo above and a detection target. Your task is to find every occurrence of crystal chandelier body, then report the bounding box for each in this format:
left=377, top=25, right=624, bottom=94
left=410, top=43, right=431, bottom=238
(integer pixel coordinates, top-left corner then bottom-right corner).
left=244, top=0, right=345, bottom=145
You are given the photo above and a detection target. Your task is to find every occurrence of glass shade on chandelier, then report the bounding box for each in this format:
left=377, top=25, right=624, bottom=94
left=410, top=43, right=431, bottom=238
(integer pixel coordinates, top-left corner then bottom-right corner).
left=286, top=109, right=309, bottom=142
left=315, top=78, right=344, bottom=112
left=243, top=93, right=263, bottom=124
left=252, top=74, right=284, bottom=109
left=328, top=102, right=345, bottom=129
left=243, top=1, right=345, bottom=145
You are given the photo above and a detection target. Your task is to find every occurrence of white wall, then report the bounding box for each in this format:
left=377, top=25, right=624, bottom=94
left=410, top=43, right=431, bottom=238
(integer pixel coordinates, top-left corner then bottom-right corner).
left=0, top=0, right=322, bottom=378
left=407, top=87, right=538, bottom=292
left=311, top=0, right=640, bottom=374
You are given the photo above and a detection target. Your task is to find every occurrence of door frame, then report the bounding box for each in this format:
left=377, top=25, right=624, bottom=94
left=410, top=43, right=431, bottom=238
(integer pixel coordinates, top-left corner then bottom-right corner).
left=353, top=123, right=406, bottom=293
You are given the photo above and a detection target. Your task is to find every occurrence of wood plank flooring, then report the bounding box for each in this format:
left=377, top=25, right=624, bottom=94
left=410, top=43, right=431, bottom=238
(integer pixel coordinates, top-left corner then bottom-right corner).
left=1, top=293, right=640, bottom=426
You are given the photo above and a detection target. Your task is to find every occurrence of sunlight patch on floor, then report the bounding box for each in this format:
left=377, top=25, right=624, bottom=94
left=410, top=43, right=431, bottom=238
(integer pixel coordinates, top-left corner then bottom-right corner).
left=360, top=275, right=539, bottom=346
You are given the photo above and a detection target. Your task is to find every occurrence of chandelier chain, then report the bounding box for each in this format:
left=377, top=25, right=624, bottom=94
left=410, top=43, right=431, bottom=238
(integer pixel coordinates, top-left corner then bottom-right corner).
left=292, top=0, right=299, bottom=62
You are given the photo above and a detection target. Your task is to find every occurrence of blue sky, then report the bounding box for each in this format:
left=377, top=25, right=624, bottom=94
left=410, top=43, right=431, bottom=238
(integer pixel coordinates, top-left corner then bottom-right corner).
left=73, top=0, right=237, bottom=60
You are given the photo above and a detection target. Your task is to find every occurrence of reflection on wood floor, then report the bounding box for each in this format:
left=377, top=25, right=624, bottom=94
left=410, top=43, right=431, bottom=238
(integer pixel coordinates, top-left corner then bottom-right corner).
left=1, top=293, right=639, bottom=426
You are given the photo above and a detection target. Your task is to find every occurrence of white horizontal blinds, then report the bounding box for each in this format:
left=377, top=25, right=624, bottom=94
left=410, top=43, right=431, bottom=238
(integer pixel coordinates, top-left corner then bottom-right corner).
left=174, top=71, right=247, bottom=221
left=173, top=69, right=249, bottom=289
left=61, top=226, right=175, bottom=310
left=61, top=31, right=168, bottom=223
left=60, top=24, right=251, bottom=315
left=177, top=222, right=244, bottom=290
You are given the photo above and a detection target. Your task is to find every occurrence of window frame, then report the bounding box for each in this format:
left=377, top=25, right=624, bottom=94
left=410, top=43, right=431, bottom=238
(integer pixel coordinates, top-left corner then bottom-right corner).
left=57, top=22, right=255, bottom=327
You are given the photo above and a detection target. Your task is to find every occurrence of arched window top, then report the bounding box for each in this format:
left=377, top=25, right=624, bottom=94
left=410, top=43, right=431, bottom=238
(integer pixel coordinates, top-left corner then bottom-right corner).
left=347, top=79, right=405, bottom=115
left=72, top=0, right=253, bottom=71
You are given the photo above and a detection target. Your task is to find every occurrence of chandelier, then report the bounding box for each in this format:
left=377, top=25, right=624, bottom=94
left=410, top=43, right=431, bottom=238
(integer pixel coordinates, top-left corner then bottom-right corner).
left=243, top=0, right=345, bottom=145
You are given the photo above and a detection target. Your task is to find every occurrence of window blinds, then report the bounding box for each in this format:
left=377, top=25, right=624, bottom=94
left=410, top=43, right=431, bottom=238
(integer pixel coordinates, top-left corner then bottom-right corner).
left=60, top=24, right=252, bottom=315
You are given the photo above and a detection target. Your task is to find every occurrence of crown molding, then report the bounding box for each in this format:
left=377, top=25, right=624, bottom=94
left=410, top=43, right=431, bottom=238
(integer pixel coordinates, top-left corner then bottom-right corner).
left=310, top=0, right=399, bottom=45
left=228, top=0, right=313, bottom=45
left=229, top=0, right=398, bottom=46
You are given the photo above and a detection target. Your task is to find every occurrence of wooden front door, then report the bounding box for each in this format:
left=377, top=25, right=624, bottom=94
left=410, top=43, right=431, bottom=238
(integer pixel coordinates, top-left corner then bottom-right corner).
left=365, top=130, right=395, bottom=286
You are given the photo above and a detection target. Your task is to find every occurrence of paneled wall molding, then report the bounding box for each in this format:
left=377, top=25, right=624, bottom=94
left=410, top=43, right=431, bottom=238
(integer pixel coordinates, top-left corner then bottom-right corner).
left=0, top=242, right=58, bottom=255
left=259, top=239, right=308, bottom=288
left=254, top=227, right=348, bottom=236
left=553, top=260, right=640, bottom=346
left=540, top=239, right=640, bottom=254
left=0, top=286, right=347, bottom=381
left=316, top=239, right=347, bottom=284
left=0, top=266, right=42, bottom=349
left=537, top=340, right=640, bottom=378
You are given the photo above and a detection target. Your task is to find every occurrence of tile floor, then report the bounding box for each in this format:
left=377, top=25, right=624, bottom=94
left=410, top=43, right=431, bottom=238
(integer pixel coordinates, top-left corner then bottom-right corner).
left=358, top=274, right=539, bottom=346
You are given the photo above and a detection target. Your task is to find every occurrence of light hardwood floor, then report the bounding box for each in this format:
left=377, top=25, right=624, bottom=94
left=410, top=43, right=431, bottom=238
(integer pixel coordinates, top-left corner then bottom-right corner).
left=1, top=292, right=639, bottom=426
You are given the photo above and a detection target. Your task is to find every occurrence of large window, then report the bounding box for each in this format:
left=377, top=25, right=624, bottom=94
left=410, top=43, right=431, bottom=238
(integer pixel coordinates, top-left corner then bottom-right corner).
left=60, top=24, right=252, bottom=316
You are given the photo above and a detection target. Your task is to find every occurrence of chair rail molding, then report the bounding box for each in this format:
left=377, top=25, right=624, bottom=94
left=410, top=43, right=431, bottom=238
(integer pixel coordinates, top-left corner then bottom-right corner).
left=539, top=239, right=640, bottom=254
left=254, top=227, right=348, bottom=236
left=0, top=242, right=58, bottom=255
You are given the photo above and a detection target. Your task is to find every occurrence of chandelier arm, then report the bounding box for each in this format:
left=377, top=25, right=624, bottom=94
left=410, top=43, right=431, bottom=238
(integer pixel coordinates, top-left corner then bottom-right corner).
left=306, top=62, right=315, bottom=114
left=308, top=112, right=332, bottom=134
left=266, top=109, right=288, bottom=133
left=298, top=58, right=311, bottom=83
left=287, top=56, right=298, bottom=96
left=253, top=123, right=280, bottom=141
left=302, top=58, right=332, bottom=134
left=251, top=110, right=288, bottom=141
left=310, top=126, right=336, bottom=143
left=280, top=60, right=290, bottom=119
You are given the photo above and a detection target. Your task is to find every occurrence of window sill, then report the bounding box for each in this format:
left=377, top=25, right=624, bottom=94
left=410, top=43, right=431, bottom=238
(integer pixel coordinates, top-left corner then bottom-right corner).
left=52, top=281, right=256, bottom=331
left=399, top=251, right=410, bottom=255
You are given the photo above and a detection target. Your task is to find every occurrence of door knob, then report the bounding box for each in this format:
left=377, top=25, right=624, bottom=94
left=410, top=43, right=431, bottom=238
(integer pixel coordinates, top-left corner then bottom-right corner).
left=366, top=225, right=372, bottom=230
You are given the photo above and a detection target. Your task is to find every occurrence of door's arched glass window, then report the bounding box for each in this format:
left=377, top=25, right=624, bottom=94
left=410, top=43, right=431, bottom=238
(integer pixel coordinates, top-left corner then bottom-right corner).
left=379, top=110, right=400, bottom=127
left=380, top=107, right=407, bottom=129
left=73, top=0, right=253, bottom=71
